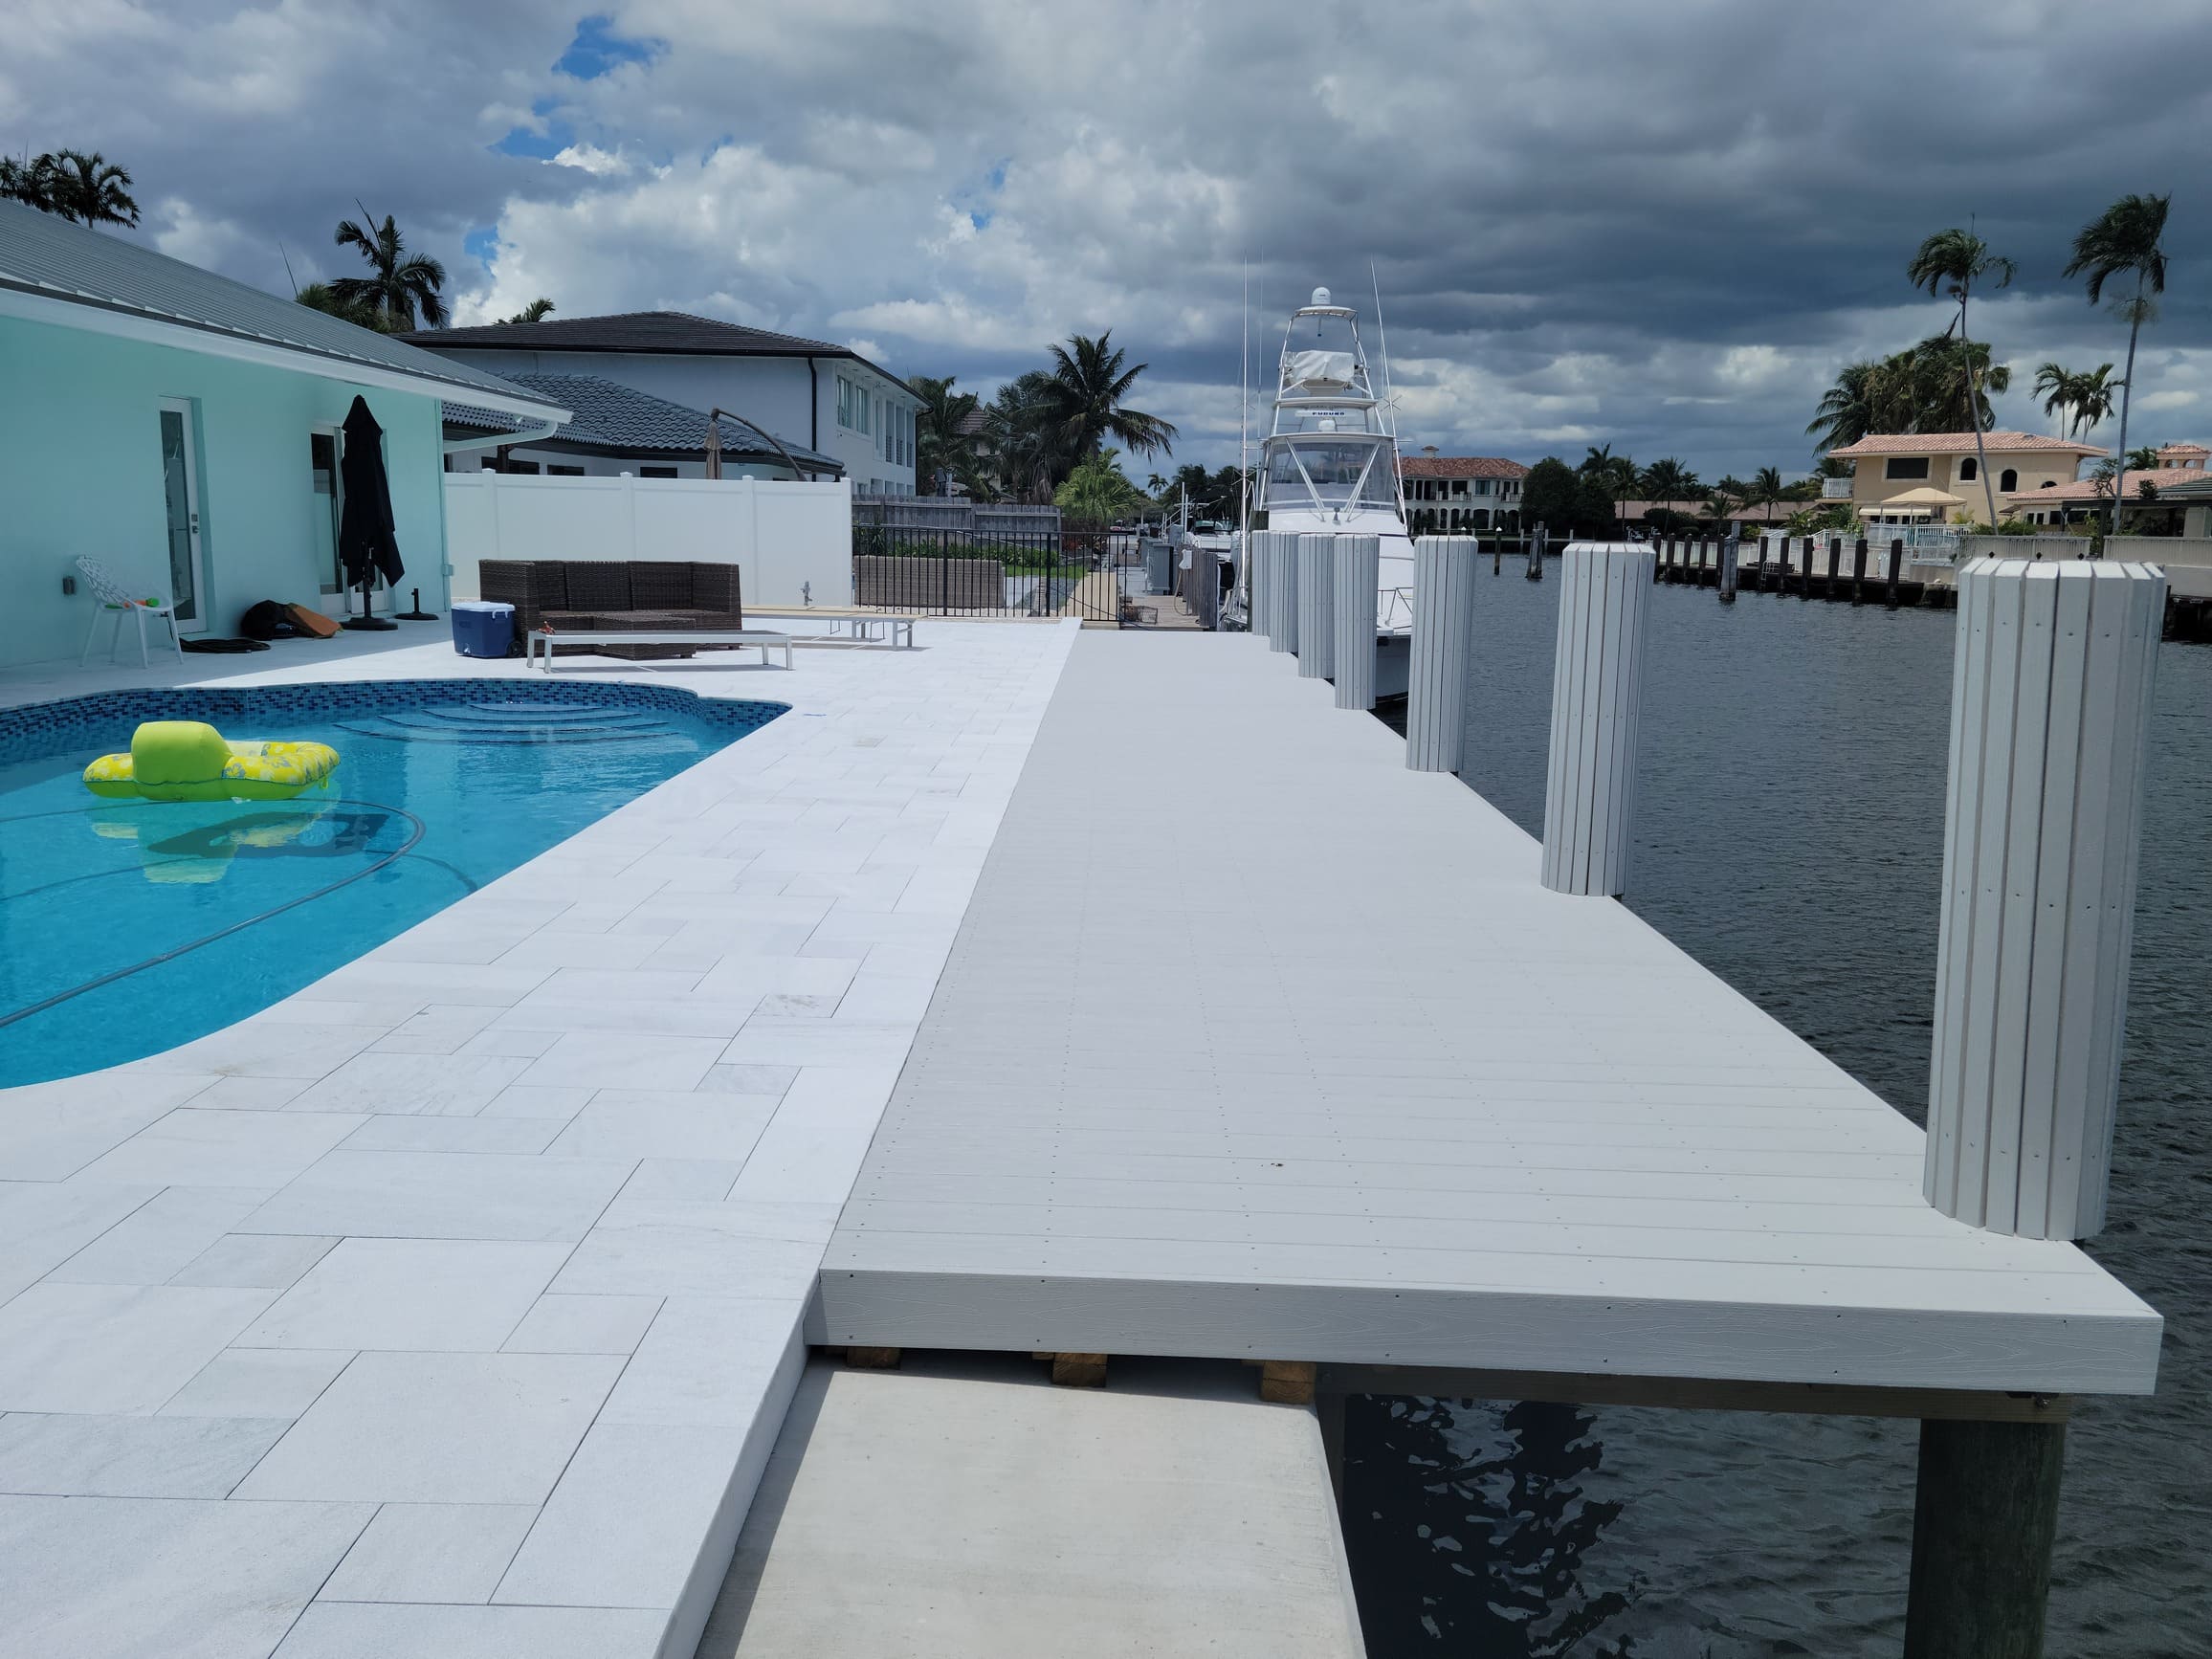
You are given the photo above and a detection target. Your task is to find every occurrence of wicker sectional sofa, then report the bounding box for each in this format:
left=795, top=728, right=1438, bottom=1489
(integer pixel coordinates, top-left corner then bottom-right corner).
left=477, top=560, right=745, bottom=659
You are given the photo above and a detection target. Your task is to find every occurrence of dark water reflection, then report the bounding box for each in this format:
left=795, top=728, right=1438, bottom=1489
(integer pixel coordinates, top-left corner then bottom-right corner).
left=1346, top=570, right=2212, bottom=1657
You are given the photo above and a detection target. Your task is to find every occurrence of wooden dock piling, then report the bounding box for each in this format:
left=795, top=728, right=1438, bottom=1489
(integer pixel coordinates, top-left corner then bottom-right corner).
left=1887, top=539, right=1904, bottom=608
left=1718, top=532, right=1738, bottom=604
left=1825, top=536, right=1842, bottom=596
left=1799, top=535, right=1814, bottom=600
left=1526, top=524, right=1546, bottom=581
left=1851, top=537, right=1868, bottom=605
left=1904, top=1419, right=2065, bottom=1659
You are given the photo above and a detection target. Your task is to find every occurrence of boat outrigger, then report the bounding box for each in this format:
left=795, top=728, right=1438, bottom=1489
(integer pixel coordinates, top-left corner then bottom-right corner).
left=1250, top=286, right=1414, bottom=697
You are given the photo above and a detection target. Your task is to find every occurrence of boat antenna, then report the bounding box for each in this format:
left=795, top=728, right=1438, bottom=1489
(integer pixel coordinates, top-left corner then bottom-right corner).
left=1369, top=260, right=1398, bottom=440
left=1238, top=257, right=1250, bottom=608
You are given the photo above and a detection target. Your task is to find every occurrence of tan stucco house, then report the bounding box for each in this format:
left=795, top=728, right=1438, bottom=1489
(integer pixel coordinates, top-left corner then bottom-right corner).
left=1825, top=431, right=2104, bottom=525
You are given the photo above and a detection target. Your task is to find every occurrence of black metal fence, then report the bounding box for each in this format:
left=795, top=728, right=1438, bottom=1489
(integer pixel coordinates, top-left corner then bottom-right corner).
left=852, top=525, right=1124, bottom=623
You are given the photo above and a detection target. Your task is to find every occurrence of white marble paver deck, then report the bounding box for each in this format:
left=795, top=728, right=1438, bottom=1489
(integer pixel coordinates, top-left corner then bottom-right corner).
left=0, top=621, right=1077, bottom=1659
left=817, top=628, right=2162, bottom=1397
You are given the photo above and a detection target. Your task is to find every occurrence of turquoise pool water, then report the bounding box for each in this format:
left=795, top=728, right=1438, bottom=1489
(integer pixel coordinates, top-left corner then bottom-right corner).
left=0, top=682, right=782, bottom=1087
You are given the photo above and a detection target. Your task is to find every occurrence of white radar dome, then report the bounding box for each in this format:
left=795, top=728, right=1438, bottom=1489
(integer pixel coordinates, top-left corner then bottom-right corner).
left=1312, top=286, right=1331, bottom=306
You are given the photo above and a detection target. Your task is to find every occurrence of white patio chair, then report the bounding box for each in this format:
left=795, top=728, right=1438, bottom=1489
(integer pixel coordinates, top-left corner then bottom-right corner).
left=77, top=556, right=186, bottom=667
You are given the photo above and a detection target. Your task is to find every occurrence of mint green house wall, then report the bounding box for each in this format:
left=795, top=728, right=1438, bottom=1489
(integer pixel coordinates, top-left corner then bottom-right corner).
left=0, top=313, right=448, bottom=668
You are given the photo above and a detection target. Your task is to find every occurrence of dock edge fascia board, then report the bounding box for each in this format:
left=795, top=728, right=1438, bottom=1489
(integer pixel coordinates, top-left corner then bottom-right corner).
left=807, top=1268, right=2163, bottom=1399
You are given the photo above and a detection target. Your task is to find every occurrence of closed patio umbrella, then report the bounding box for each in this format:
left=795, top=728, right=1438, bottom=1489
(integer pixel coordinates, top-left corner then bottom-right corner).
left=338, top=395, right=401, bottom=631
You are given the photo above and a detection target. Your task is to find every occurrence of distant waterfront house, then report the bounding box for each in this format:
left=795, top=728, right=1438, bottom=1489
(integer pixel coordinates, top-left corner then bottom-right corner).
left=439, top=372, right=845, bottom=481
left=404, top=311, right=918, bottom=497
left=0, top=200, right=565, bottom=663
left=2003, top=441, right=2209, bottom=531
left=1398, top=453, right=1526, bottom=534
left=1824, top=431, right=2103, bottom=525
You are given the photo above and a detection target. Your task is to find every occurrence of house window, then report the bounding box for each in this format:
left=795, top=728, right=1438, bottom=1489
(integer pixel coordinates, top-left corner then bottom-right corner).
left=546, top=465, right=585, bottom=476
left=640, top=466, right=678, bottom=479
left=1958, top=457, right=1977, bottom=481
left=1885, top=457, right=1931, bottom=480
left=2000, top=468, right=2019, bottom=493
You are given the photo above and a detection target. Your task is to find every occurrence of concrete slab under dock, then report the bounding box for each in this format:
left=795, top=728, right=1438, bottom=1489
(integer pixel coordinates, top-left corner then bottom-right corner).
left=696, top=1353, right=1363, bottom=1659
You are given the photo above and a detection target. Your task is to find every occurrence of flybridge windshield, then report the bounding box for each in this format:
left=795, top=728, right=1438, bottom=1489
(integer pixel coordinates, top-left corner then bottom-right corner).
left=1267, top=439, right=1400, bottom=509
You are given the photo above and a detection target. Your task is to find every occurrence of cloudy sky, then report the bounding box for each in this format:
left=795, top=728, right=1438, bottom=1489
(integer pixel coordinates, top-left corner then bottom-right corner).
left=8, top=0, right=2208, bottom=478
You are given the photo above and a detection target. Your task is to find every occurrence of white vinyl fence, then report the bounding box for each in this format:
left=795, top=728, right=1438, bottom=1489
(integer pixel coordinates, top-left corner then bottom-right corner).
left=444, top=473, right=854, bottom=608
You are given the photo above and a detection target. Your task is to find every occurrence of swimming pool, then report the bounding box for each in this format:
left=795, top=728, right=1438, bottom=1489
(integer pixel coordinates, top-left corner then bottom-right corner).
left=0, top=681, right=783, bottom=1086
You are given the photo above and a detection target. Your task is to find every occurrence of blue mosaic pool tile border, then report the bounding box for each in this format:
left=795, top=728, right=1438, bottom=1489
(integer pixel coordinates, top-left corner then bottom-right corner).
left=0, top=680, right=786, bottom=763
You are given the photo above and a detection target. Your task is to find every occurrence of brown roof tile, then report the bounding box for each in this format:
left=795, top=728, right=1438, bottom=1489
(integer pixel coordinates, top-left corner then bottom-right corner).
left=1826, top=431, right=2105, bottom=458
left=1397, top=454, right=1527, bottom=478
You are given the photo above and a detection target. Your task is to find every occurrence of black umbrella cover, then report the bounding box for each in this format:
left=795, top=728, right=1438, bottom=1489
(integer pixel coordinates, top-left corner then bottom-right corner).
left=338, top=395, right=405, bottom=587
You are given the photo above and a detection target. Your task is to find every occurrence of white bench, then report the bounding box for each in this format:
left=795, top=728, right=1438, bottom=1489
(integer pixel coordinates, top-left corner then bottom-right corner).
left=529, top=627, right=793, bottom=672
left=742, top=607, right=920, bottom=648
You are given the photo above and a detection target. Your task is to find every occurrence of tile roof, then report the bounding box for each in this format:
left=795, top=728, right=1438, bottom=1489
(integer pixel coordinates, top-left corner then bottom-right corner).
left=442, top=372, right=841, bottom=474
left=0, top=201, right=564, bottom=415
left=1397, top=454, right=1528, bottom=478
left=401, top=309, right=913, bottom=395
left=1826, top=431, right=2106, bottom=458
left=2007, top=464, right=2211, bottom=503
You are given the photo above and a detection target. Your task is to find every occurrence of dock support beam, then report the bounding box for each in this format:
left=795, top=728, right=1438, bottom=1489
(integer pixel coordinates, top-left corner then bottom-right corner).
left=1406, top=537, right=1477, bottom=772
left=1541, top=542, right=1654, bottom=896
left=1333, top=533, right=1381, bottom=711
left=1904, top=1419, right=2066, bottom=1659
left=1925, top=559, right=2165, bottom=1237
left=1296, top=533, right=1336, bottom=681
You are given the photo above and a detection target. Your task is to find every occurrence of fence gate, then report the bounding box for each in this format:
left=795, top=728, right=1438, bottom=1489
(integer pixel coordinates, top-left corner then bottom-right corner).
left=852, top=524, right=1124, bottom=624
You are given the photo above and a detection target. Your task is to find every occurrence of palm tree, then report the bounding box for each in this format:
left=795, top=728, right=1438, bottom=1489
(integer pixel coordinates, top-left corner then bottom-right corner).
left=910, top=374, right=983, bottom=497
left=1040, top=332, right=1177, bottom=462
left=2126, top=444, right=2161, bottom=472
left=296, top=281, right=388, bottom=332
left=2033, top=361, right=2119, bottom=439
left=2034, top=362, right=2072, bottom=435
left=1748, top=465, right=1789, bottom=526
left=329, top=212, right=449, bottom=331
left=1806, top=360, right=1896, bottom=452
left=500, top=298, right=555, bottom=323
left=1907, top=227, right=2017, bottom=528
left=984, top=371, right=1067, bottom=503
left=2065, top=193, right=2172, bottom=537
left=1637, top=458, right=1692, bottom=528
left=0, top=148, right=139, bottom=226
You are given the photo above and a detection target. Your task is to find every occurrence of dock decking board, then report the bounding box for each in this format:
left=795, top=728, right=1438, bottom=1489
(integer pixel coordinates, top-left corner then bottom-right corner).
left=818, top=630, right=2161, bottom=1399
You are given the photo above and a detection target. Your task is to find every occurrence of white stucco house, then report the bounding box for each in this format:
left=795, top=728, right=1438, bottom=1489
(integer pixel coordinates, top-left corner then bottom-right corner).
left=404, top=311, right=919, bottom=497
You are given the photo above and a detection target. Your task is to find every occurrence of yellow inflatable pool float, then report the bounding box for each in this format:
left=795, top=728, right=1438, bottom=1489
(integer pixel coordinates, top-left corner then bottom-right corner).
left=83, top=720, right=340, bottom=803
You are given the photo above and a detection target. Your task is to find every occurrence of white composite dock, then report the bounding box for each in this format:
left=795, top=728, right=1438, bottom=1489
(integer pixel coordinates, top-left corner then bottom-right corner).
left=817, top=629, right=2161, bottom=1400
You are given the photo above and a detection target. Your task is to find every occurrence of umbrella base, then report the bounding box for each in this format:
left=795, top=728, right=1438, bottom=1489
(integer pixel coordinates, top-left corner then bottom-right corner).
left=341, top=616, right=399, bottom=632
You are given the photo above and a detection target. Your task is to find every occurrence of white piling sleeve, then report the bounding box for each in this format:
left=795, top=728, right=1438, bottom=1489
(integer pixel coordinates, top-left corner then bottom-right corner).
left=1248, top=531, right=1273, bottom=642
left=1540, top=542, right=1654, bottom=896
left=1297, top=534, right=1336, bottom=680
left=1270, top=532, right=1299, bottom=653
left=1332, top=534, right=1381, bottom=711
left=1406, top=537, right=1477, bottom=772
left=1925, top=559, right=2165, bottom=1239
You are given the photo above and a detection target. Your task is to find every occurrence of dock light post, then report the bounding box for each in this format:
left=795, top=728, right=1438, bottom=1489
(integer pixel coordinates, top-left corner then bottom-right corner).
left=1331, top=534, right=1381, bottom=711
left=1540, top=542, right=1654, bottom=896
left=1296, top=534, right=1336, bottom=681
left=1924, top=558, right=2165, bottom=1240
left=1406, top=537, right=1477, bottom=773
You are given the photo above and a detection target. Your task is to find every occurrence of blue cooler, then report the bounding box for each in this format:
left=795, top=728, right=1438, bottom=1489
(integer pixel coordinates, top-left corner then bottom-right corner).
left=451, top=601, right=515, bottom=659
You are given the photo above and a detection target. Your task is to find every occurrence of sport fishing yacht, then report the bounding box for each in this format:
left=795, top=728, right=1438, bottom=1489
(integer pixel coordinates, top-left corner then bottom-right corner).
left=1253, top=287, right=1413, bottom=696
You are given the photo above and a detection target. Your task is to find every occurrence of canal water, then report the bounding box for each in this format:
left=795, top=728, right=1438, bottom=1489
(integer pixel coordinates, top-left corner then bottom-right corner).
left=1344, top=570, right=2211, bottom=1657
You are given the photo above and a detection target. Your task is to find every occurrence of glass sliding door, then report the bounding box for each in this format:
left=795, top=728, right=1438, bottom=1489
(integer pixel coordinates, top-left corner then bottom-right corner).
left=157, top=399, right=208, bottom=632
